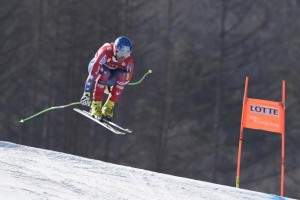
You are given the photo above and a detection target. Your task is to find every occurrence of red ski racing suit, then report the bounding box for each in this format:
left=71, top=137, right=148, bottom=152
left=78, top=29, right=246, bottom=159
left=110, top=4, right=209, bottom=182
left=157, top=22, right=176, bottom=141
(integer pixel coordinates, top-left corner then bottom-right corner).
left=84, top=43, right=134, bottom=103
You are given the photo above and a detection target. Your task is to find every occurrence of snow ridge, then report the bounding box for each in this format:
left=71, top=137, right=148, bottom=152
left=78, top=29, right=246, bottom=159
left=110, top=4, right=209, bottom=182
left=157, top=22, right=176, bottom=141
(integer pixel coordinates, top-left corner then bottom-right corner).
left=0, top=141, right=294, bottom=200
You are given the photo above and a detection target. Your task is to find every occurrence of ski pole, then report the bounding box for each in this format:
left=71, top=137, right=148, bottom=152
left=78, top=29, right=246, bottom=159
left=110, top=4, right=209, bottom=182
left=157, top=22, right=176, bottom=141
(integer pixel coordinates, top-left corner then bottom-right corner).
left=19, top=102, right=81, bottom=123
left=128, top=69, right=152, bottom=85
left=19, top=69, right=152, bottom=123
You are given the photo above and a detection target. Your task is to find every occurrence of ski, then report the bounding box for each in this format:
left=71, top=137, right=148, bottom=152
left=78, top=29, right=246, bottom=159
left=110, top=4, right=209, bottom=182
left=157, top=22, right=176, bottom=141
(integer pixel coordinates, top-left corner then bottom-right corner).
left=73, top=108, right=132, bottom=135
left=101, top=118, right=132, bottom=133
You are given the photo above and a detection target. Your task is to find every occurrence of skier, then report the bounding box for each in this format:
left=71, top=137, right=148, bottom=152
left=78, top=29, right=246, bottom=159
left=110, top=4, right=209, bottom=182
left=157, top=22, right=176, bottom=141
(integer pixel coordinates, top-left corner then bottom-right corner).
left=80, top=36, right=134, bottom=121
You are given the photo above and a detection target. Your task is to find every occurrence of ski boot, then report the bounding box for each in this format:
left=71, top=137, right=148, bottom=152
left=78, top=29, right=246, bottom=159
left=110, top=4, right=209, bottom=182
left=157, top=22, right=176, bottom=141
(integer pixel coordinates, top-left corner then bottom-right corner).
left=90, top=100, right=102, bottom=119
left=101, top=99, right=115, bottom=121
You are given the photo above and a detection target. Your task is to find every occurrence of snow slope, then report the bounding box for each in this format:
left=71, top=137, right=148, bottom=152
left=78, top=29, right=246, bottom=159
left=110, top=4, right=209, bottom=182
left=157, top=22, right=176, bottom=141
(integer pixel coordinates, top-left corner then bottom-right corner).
left=0, top=141, right=295, bottom=200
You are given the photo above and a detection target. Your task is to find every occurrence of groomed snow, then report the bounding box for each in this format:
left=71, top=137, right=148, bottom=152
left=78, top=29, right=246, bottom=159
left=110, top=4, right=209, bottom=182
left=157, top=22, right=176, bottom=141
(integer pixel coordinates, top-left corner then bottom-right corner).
left=0, top=141, right=295, bottom=200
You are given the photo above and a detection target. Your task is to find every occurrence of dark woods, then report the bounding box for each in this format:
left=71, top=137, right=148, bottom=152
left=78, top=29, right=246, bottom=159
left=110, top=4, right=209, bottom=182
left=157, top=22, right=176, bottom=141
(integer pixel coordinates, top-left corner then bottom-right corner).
left=1, top=0, right=300, bottom=198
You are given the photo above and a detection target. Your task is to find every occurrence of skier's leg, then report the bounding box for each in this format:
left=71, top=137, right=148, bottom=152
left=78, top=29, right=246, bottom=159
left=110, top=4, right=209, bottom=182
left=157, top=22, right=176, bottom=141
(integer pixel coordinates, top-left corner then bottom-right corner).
left=93, top=66, right=111, bottom=101
left=91, top=66, right=111, bottom=117
left=102, top=69, right=127, bottom=121
left=109, top=69, right=127, bottom=102
left=105, top=70, right=117, bottom=94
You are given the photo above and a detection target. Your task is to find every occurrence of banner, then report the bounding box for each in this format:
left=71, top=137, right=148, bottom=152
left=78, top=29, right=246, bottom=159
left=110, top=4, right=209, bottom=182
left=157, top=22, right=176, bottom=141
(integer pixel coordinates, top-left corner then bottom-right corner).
left=242, top=98, right=284, bottom=134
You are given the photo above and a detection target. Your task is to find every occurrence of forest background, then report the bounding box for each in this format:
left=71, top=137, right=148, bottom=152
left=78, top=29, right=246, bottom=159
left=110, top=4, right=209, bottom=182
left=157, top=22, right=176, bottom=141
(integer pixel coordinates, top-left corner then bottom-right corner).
left=1, top=0, right=300, bottom=198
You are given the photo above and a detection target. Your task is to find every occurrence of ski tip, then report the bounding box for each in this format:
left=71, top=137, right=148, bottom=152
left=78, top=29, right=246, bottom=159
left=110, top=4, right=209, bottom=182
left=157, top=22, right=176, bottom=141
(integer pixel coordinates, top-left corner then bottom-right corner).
left=19, top=119, right=24, bottom=123
left=148, top=69, right=152, bottom=74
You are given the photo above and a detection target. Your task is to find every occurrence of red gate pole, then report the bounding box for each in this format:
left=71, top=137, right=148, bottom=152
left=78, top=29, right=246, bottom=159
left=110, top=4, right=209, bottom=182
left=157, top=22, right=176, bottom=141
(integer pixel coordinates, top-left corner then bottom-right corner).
left=280, top=80, right=286, bottom=196
left=236, top=76, right=249, bottom=188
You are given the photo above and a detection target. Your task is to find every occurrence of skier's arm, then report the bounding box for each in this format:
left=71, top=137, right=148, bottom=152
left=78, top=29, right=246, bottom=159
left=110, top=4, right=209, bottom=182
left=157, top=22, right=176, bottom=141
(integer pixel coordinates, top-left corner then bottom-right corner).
left=84, top=48, right=107, bottom=94
left=81, top=47, right=107, bottom=106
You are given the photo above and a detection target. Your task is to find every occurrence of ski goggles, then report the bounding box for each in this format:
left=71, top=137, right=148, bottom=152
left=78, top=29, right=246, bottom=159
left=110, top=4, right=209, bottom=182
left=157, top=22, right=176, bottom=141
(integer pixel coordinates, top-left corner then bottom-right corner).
left=116, top=50, right=131, bottom=59
left=115, top=46, right=131, bottom=58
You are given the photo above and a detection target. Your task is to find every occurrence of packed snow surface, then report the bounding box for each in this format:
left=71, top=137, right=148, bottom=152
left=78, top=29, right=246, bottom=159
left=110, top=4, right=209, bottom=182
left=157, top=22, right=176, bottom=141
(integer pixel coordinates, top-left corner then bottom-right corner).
left=0, top=141, right=294, bottom=200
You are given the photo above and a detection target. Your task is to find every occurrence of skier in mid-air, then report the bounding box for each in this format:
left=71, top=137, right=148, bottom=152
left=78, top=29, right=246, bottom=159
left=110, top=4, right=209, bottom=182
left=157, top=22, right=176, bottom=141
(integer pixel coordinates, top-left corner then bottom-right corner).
left=80, top=36, right=134, bottom=121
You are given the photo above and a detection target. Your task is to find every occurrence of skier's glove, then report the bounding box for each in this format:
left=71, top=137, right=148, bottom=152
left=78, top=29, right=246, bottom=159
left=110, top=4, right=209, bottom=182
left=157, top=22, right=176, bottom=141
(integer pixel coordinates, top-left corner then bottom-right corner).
left=80, top=92, right=92, bottom=106
left=125, top=65, right=131, bottom=81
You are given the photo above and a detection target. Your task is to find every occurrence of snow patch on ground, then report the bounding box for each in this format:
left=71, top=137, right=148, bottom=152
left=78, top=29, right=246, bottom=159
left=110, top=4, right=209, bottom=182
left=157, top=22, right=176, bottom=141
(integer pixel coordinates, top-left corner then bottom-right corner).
left=0, top=141, right=294, bottom=200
